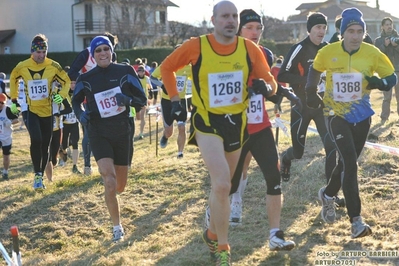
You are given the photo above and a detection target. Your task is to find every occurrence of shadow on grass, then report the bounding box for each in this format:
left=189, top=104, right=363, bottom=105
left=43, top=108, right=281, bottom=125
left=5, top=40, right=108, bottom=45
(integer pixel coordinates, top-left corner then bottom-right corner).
left=0, top=176, right=101, bottom=253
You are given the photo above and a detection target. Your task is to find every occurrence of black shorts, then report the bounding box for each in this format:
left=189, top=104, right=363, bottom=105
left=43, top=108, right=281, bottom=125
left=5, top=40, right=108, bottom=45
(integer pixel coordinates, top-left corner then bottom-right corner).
left=1, top=144, right=11, bottom=155
left=188, top=107, right=248, bottom=153
left=161, top=98, right=187, bottom=126
left=88, top=118, right=131, bottom=165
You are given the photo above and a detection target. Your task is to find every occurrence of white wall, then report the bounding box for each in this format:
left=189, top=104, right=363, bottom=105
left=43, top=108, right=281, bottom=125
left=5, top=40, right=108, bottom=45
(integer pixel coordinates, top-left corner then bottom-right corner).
left=0, top=0, right=74, bottom=54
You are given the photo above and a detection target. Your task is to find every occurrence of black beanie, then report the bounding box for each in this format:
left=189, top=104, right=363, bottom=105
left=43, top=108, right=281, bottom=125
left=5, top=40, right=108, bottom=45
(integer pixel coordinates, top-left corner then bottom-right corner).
left=307, top=12, right=328, bottom=33
left=238, top=9, right=262, bottom=33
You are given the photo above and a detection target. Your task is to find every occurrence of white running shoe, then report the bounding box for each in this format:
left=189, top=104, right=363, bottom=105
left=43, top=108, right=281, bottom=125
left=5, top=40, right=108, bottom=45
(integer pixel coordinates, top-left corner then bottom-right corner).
left=84, top=166, right=92, bottom=176
left=113, top=227, right=124, bottom=242
left=318, top=187, right=336, bottom=224
left=269, top=230, right=295, bottom=251
left=229, top=201, right=242, bottom=226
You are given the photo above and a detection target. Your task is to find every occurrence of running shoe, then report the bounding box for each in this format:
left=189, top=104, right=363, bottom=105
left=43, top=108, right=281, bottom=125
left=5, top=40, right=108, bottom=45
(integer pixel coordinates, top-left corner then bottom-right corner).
left=139, top=134, right=144, bottom=140
left=33, top=173, right=44, bottom=190
left=84, top=166, right=92, bottom=176
left=269, top=230, right=295, bottom=251
left=72, top=165, right=82, bottom=174
left=160, top=135, right=168, bottom=148
left=177, top=153, right=183, bottom=159
left=2, top=173, right=9, bottom=180
left=351, top=217, right=372, bottom=238
left=280, top=159, right=291, bottom=182
left=229, top=200, right=242, bottom=226
left=318, top=187, right=336, bottom=224
left=113, top=227, right=125, bottom=242
left=58, top=159, right=65, bottom=167
left=202, top=229, right=218, bottom=263
left=216, top=250, right=231, bottom=266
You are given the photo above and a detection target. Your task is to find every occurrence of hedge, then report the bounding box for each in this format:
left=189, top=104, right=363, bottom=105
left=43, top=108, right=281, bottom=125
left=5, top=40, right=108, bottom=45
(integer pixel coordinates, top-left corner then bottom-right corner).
left=0, top=47, right=174, bottom=75
left=0, top=43, right=293, bottom=76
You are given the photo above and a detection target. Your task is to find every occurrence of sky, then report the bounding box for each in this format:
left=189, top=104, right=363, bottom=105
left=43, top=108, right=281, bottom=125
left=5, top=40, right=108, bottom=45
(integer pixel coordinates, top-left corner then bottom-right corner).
left=168, top=0, right=397, bottom=26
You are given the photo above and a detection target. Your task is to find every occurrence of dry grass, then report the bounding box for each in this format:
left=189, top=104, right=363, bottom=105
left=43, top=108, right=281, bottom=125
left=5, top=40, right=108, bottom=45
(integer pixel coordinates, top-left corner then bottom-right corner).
left=0, top=90, right=399, bottom=266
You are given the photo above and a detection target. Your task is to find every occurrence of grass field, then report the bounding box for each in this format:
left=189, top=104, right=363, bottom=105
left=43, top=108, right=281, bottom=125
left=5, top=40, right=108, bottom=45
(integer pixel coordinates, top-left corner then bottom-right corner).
left=0, top=90, right=398, bottom=266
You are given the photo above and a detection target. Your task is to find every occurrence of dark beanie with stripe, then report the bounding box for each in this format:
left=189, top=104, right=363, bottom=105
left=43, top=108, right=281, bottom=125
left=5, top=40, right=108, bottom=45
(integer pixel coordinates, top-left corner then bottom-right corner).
left=307, top=12, right=328, bottom=33
left=238, top=9, right=262, bottom=33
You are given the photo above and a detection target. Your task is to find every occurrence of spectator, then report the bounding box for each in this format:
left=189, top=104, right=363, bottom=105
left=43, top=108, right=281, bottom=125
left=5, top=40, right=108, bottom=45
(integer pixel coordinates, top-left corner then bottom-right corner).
left=0, top=93, right=19, bottom=180
left=374, top=17, right=399, bottom=124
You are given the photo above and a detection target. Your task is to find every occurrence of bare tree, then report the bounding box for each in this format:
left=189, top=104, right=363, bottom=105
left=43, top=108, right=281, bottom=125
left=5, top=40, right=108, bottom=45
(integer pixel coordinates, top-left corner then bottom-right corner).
left=95, top=0, right=170, bottom=48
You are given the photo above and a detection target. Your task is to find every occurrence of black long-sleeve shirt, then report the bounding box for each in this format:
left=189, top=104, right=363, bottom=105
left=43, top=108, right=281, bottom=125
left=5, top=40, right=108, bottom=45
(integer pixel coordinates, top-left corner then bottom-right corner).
left=72, top=63, right=147, bottom=122
left=278, top=36, right=328, bottom=99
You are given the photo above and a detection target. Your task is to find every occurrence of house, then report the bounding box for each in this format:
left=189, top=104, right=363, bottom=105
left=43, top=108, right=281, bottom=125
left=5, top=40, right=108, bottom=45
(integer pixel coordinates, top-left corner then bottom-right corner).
left=285, top=0, right=399, bottom=42
left=0, top=0, right=178, bottom=54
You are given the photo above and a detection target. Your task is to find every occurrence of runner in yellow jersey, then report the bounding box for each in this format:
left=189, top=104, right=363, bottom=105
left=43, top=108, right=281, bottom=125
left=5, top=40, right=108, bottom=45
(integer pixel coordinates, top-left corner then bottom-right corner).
left=151, top=52, right=191, bottom=158
left=306, top=8, right=397, bottom=238
left=160, top=1, right=277, bottom=264
left=9, top=33, right=70, bottom=190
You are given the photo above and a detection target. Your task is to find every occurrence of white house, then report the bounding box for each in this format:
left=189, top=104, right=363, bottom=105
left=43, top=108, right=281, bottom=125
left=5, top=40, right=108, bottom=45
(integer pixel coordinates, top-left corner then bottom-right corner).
left=0, top=0, right=178, bottom=54
left=286, top=0, right=399, bottom=42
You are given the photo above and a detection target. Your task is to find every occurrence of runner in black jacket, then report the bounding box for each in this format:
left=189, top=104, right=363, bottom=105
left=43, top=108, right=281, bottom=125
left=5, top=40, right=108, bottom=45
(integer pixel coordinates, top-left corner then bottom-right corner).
left=277, top=12, right=337, bottom=187
left=72, top=36, right=147, bottom=243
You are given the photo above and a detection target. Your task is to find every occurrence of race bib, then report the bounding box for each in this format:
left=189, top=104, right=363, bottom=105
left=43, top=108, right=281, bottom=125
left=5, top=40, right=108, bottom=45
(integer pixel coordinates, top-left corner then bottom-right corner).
left=208, top=71, right=243, bottom=108
left=246, top=94, right=263, bottom=124
left=176, top=76, right=186, bottom=93
left=94, top=86, right=126, bottom=118
left=64, top=112, right=77, bottom=124
left=332, top=73, right=362, bottom=102
left=28, top=79, right=48, bottom=100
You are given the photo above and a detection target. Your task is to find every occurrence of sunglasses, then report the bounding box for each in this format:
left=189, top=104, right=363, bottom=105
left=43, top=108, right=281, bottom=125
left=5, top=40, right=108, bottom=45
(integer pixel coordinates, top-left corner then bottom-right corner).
left=95, top=46, right=110, bottom=53
left=137, top=69, right=145, bottom=72
left=0, top=102, right=4, bottom=104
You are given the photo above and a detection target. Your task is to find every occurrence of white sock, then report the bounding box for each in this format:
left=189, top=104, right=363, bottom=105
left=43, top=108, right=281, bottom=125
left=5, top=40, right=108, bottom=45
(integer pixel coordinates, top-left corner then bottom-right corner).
left=239, top=176, right=248, bottom=198
left=177, top=151, right=183, bottom=156
left=324, top=193, right=334, bottom=200
left=113, top=224, right=123, bottom=231
left=3, top=169, right=8, bottom=174
left=231, top=191, right=241, bottom=202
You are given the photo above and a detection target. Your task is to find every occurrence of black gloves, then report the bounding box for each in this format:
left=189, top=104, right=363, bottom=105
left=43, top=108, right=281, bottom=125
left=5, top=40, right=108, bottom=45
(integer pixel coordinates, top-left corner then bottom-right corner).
left=365, top=76, right=389, bottom=91
left=79, top=112, right=90, bottom=127
left=252, top=79, right=273, bottom=98
left=115, top=93, right=132, bottom=106
left=306, top=92, right=323, bottom=109
left=280, top=86, right=303, bottom=112
left=171, top=101, right=187, bottom=120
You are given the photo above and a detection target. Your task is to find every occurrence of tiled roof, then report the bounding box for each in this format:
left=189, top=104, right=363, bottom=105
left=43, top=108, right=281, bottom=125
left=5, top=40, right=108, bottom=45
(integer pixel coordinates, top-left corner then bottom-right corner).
left=288, top=0, right=398, bottom=22
left=0, top=29, right=16, bottom=44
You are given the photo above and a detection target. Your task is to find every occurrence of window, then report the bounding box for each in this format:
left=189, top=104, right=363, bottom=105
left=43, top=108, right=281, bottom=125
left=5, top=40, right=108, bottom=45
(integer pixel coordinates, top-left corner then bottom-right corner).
left=122, top=7, right=130, bottom=22
left=105, top=5, right=111, bottom=31
left=159, top=11, right=166, bottom=25
left=83, top=37, right=92, bottom=49
left=85, top=4, right=93, bottom=31
left=155, top=11, right=166, bottom=25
